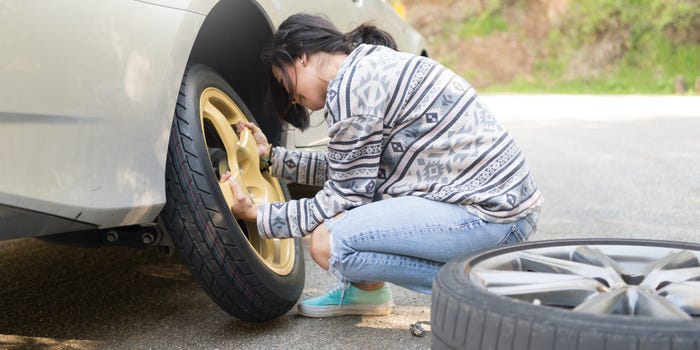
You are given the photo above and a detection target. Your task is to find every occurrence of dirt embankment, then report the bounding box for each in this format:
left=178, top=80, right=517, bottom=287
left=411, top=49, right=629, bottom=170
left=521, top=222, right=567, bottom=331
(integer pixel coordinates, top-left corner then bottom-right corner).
left=403, top=0, right=567, bottom=88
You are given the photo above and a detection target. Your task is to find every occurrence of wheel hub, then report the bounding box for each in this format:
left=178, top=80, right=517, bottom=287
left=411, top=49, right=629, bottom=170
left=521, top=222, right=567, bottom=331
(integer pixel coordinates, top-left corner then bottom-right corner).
left=470, top=243, right=700, bottom=319
left=199, top=87, right=295, bottom=275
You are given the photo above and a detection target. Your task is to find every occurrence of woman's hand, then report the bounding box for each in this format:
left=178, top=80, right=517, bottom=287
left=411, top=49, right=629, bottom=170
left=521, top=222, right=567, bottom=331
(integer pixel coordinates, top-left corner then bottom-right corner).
left=219, top=171, right=258, bottom=222
left=236, top=122, right=271, bottom=162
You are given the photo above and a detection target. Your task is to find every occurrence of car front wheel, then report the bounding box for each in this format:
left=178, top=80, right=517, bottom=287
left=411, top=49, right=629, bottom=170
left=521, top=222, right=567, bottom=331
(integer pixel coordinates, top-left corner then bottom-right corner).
left=162, top=64, right=304, bottom=322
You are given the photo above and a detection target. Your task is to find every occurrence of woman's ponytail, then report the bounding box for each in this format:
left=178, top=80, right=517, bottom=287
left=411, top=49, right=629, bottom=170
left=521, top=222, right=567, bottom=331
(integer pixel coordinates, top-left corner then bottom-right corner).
left=343, top=23, right=397, bottom=52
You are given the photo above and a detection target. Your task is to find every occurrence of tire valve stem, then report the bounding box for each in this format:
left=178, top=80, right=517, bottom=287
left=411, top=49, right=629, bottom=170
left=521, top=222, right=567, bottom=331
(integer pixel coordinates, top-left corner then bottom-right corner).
left=410, top=321, right=431, bottom=337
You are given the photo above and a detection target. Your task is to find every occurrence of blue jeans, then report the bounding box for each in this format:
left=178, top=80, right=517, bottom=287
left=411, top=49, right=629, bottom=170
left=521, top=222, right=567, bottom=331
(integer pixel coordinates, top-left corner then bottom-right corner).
left=324, top=196, right=538, bottom=294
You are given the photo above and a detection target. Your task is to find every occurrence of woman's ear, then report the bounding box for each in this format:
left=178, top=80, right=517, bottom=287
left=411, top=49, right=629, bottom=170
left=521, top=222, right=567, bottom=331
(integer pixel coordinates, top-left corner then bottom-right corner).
left=300, top=53, right=307, bottom=67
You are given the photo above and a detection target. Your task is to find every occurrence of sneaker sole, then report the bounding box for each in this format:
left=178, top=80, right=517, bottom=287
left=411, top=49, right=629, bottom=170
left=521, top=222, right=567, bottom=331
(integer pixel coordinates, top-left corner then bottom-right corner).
left=297, top=302, right=394, bottom=318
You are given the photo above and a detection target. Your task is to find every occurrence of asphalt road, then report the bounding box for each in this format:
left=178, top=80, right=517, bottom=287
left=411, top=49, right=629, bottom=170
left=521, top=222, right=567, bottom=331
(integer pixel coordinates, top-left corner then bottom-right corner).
left=1, top=95, right=699, bottom=350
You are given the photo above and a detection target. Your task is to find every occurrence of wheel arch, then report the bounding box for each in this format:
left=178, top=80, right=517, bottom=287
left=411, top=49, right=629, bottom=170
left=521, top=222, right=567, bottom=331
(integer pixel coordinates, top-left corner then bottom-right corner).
left=187, top=0, right=282, bottom=144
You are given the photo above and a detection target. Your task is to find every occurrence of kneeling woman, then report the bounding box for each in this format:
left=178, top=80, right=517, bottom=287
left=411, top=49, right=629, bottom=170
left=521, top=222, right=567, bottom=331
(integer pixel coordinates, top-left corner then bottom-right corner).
left=221, top=13, right=542, bottom=318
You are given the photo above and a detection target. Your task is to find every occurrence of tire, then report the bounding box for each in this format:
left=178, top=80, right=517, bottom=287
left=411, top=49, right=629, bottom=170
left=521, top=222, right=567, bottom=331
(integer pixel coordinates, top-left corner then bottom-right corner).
left=431, top=239, right=700, bottom=349
left=162, top=64, right=304, bottom=322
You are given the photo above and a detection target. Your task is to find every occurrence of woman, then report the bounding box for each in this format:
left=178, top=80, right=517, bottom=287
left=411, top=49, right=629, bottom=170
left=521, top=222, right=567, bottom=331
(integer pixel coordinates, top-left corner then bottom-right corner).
left=220, top=13, right=542, bottom=318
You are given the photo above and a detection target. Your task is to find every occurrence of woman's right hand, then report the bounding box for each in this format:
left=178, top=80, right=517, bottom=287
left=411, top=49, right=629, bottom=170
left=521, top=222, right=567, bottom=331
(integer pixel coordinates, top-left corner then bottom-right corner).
left=236, top=122, right=271, bottom=161
left=219, top=171, right=258, bottom=222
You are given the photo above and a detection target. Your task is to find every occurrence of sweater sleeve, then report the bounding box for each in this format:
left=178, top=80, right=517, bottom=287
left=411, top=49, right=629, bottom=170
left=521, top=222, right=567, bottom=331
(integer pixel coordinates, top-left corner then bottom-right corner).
left=269, top=146, right=329, bottom=186
left=257, top=114, right=384, bottom=239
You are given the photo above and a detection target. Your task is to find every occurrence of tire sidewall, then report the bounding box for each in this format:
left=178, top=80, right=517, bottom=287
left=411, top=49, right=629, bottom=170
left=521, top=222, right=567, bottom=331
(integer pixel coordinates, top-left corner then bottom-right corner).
left=174, top=64, right=304, bottom=301
left=434, top=239, right=700, bottom=340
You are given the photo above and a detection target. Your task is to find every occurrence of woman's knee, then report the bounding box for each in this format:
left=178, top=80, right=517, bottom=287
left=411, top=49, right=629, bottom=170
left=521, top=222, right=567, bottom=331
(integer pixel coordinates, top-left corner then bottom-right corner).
left=309, top=212, right=348, bottom=270
left=309, top=226, right=328, bottom=255
left=309, top=223, right=331, bottom=269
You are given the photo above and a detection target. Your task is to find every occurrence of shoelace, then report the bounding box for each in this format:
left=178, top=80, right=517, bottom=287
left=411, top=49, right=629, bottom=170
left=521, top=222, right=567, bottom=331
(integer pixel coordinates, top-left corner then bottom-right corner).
left=327, top=281, right=350, bottom=306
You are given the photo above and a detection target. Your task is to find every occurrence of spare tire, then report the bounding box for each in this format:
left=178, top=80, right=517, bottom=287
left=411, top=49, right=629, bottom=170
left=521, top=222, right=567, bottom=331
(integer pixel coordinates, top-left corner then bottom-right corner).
left=432, top=239, right=700, bottom=349
left=162, top=64, right=304, bottom=322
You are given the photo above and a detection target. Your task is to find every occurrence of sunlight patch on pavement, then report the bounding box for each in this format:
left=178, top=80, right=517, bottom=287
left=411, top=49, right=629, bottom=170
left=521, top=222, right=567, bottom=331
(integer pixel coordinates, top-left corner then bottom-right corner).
left=483, top=94, right=700, bottom=121
left=0, top=334, right=100, bottom=350
left=355, top=305, right=431, bottom=330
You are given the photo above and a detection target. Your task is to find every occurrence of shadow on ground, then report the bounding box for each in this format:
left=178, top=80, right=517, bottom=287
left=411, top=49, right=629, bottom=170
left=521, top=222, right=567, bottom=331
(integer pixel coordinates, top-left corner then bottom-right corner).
left=0, top=239, right=431, bottom=350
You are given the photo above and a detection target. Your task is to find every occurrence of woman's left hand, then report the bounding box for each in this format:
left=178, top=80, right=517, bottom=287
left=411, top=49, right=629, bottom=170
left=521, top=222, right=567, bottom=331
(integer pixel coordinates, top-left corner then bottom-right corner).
left=235, top=122, right=271, bottom=162
left=219, top=171, right=258, bottom=222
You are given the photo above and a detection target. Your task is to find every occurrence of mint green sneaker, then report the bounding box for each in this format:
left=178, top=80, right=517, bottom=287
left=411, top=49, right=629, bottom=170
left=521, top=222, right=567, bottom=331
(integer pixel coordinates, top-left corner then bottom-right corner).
left=297, top=283, right=394, bottom=318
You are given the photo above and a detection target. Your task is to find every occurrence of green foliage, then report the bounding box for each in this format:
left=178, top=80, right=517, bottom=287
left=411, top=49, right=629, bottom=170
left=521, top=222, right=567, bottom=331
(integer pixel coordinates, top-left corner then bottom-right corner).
left=479, top=0, right=700, bottom=94
left=457, top=1, right=509, bottom=38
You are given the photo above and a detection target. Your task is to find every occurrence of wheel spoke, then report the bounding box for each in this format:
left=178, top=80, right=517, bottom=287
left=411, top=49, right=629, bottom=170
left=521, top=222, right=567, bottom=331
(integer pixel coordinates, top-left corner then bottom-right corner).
left=235, top=128, right=278, bottom=204
left=572, top=246, right=628, bottom=284
left=635, top=288, right=692, bottom=319
left=658, top=281, right=700, bottom=315
left=218, top=181, right=235, bottom=207
left=488, top=279, right=606, bottom=307
left=641, top=266, right=700, bottom=290
left=472, top=268, right=594, bottom=287
left=202, top=101, right=242, bottom=176
left=572, top=288, right=627, bottom=315
left=266, top=238, right=278, bottom=265
left=249, top=223, right=261, bottom=253
left=518, top=251, right=624, bottom=287
left=640, top=250, right=699, bottom=275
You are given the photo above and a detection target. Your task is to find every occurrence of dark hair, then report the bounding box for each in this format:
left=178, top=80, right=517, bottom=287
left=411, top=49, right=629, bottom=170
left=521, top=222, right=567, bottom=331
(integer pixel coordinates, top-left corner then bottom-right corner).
left=261, top=13, right=397, bottom=130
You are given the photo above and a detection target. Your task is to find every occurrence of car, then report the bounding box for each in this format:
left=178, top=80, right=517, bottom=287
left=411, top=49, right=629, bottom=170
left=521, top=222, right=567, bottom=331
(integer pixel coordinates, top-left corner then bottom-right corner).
left=0, top=0, right=428, bottom=322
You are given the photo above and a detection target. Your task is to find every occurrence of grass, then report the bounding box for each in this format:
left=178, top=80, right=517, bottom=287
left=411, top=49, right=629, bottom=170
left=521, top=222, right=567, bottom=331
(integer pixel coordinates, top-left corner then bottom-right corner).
left=458, top=0, right=700, bottom=94
left=457, top=4, right=509, bottom=39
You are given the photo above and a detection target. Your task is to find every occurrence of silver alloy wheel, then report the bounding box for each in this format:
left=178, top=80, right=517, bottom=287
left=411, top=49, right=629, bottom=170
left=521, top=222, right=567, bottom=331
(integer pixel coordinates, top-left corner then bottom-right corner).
left=469, top=243, right=700, bottom=319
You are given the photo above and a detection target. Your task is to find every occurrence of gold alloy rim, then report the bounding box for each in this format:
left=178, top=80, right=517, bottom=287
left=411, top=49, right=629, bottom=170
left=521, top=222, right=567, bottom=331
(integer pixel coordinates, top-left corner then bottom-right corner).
left=199, top=87, right=294, bottom=275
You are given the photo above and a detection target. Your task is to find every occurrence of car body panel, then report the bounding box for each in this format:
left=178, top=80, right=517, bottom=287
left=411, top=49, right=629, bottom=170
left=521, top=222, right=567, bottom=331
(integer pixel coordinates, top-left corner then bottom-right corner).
left=0, top=0, right=426, bottom=239
left=134, top=0, right=218, bottom=15
left=0, top=1, right=205, bottom=231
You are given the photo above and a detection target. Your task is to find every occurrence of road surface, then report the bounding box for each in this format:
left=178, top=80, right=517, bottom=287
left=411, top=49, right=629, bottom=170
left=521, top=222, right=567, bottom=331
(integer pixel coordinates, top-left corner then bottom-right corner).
left=1, top=94, right=699, bottom=349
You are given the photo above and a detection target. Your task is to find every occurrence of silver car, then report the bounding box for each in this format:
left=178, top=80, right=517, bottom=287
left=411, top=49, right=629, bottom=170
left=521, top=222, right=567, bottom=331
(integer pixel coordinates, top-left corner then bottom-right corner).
left=0, top=0, right=427, bottom=322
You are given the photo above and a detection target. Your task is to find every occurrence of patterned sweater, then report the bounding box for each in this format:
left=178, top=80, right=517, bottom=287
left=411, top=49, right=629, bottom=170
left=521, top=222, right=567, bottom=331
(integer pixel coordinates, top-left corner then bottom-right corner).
left=257, top=44, right=542, bottom=239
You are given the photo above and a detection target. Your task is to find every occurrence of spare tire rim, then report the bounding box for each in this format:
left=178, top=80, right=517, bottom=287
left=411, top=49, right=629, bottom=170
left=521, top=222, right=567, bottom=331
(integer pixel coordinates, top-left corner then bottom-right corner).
left=199, top=87, right=294, bottom=276
left=469, top=243, right=700, bottom=319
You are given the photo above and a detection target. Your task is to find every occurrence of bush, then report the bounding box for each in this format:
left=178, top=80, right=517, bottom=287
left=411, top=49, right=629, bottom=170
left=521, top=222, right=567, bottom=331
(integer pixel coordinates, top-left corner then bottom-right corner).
left=488, top=0, right=700, bottom=93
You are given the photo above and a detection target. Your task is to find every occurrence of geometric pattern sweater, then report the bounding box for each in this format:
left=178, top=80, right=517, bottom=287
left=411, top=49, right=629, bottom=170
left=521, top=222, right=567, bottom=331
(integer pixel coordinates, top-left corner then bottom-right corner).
left=257, top=44, right=543, bottom=239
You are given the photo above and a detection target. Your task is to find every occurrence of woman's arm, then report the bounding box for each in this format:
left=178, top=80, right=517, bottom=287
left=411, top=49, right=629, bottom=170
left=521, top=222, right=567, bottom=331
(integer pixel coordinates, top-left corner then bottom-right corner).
left=257, top=114, right=384, bottom=239
left=237, top=121, right=330, bottom=186
left=269, top=147, right=329, bottom=187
